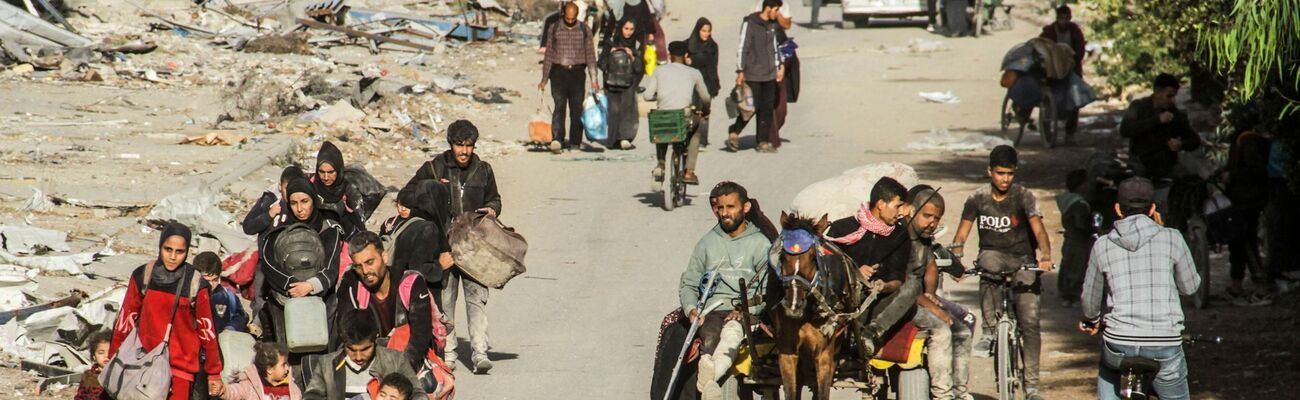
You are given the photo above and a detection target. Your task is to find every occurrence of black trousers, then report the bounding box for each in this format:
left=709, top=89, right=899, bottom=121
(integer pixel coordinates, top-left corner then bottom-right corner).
left=549, top=65, right=587, bottom=146
left=729, top=80, right=777, bottom=144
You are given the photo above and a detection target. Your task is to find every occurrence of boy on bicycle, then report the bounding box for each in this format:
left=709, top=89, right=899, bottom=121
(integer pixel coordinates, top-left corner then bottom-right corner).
left=640, top=41, right=712, bottom=185
left=951, top=145, right=1054, bottom=400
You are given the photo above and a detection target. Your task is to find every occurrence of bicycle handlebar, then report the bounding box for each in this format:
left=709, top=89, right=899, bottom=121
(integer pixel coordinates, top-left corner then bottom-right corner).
left=1183, top=334, right=1222, bottom=344
left=966, top=263, right=1054, bottom=277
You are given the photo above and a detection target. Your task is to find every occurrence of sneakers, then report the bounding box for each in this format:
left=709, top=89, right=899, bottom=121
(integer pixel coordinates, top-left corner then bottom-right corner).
left=1025, top=387, right=1044, bottom=400
left=725, top=136, right=741, bottom=152
left=471, top=353, right=492, bottom=374
left=756, top=143, right=777, bottom=153
left=652, top=163, right=665, bottom=182
left=619, top=139, right=634, bottom=150
left=548, top=140, right=562, bottom=154
left=1225, top=289, right=1273, bottom=307
left=973, top=336, right=994, bottom=357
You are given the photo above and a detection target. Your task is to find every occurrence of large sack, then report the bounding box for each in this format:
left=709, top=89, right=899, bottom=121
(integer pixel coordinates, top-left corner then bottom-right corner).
left=791, top=162, right=919, bottom=222
left=343, top=165, right=386, bottom=222
left=1027, top=37, right=1076, bottom=80
left=448, top=212, right=528, bottom=289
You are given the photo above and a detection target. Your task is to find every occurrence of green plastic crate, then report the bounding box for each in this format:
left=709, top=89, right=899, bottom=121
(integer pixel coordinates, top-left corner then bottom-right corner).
left=648, top=109, right=689, bottom=144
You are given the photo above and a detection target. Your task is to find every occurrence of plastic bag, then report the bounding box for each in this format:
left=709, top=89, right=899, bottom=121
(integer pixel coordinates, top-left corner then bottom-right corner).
left=644, top=45, right=657, bottom=76
left=582, top=90, right=608, bottom=142
left=1067, top=74, right=1096, bottom=109
left=528, top=93, right=553, bottom=144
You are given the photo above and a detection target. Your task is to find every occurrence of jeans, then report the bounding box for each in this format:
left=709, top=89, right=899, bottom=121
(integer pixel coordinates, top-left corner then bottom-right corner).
left=605, top=87, right=639, bottom=145
left=729, top=80, right=777, bottom=145
left=441, top=268, right=490, bottom=356
left=1097, top=341, right=1189, bottom=400
left=977, top=250, right=1042, bottom=388
left=549, top=65, right=587, bottom=146
left=913, top=308, right=954, bottom=399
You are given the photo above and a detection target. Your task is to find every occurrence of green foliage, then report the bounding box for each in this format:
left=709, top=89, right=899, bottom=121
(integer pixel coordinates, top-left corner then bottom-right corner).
left=1198, top=0, right=1300, bottom=117
left=1088, top=0, right=1233, bottom=94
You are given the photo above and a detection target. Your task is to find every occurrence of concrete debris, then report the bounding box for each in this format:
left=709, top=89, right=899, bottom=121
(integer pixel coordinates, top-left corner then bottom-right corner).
left=918, top=91, right=960, bottom=104
left=146, top=186, right=234, bottom=230
left=242, top=32, right=313, bottom=54
left=20, top=188, right=55, bottom=213
left=0, top=225, right=71, bottom=255
left=0, top=1, right=93, bottom=48
left=792, top=163, right=920, bottom=221
left=902, top=129, right=1012, bottom=152
left=316, top=99, right=367, bottom=126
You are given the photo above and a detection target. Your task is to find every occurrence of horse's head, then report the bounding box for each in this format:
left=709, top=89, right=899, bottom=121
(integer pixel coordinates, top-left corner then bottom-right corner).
left=770, top=212, right=831, bottom=319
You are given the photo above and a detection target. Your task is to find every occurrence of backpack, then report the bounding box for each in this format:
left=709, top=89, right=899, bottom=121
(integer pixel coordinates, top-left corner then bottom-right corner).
left=356, top=271, right=454, bottom=399
left=605, top=50, right=636, bottom=90
left=381, top=217, right=425, bottom=265
left=272, top=223, right=326, bottom=282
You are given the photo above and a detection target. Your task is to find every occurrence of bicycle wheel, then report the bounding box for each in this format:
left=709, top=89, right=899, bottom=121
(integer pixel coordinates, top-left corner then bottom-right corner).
left=1039, top=90, right=1058, bottom=148
left=672, top=144, right=687, bottom=208
left=1002, top=92, right=1027, bottom=146
left=662, top=145, right=677, bottom=211
left=995, top=321, right=1017, bottom=400
left=1187, top=217, right=1211, bottom=309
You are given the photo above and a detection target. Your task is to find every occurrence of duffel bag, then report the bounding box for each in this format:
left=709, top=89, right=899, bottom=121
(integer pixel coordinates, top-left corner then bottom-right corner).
left=449, top=212, right=528, bottom=289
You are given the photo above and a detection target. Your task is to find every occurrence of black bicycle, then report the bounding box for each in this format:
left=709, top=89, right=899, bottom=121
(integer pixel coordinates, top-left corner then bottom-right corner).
left=967, top=262, right=1050, bottom=400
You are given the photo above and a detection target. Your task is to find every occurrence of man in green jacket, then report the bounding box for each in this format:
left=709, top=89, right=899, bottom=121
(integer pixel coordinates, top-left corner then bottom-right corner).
left=679, top=181, right=772, bottom=399
left=304, top=309, right=425, bottom=400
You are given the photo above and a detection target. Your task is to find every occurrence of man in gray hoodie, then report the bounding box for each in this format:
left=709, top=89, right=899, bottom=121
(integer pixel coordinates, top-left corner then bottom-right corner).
left=679, top=181, right=772, bottom=399
left=1080, top=177, right=1200, bottom=400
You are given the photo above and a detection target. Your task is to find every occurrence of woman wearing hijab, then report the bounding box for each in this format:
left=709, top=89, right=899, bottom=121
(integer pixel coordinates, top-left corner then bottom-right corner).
left=254, top=177, right=344, bottom=347
left=109, top=222, right=224, bottom=400
left=599, top=17, right=646, bottom=150
left=310, top=141, right=364, bottom=238
left=687, top=18, right=720, bottom=148
left=382, top=180, right=451, bottom=288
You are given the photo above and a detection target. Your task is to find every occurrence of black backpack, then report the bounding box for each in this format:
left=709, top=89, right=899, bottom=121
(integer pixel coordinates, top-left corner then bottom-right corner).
left=605, top=50, right=636, bottom=90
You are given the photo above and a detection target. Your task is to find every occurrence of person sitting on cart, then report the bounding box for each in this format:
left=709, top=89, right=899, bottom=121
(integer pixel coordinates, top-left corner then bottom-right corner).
left=822, top=177, right=912, bottom=357
left=907, top=186, right=979, bottom=400
left=678, top=182, right=771, bottom=399
left=640, top=40, right=712, bottom=185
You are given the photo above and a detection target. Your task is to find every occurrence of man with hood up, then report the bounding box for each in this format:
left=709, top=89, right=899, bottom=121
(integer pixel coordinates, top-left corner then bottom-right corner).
left=1081, top=177, right=1200, bottom=400
left=110, top=222, right=224, bottom=399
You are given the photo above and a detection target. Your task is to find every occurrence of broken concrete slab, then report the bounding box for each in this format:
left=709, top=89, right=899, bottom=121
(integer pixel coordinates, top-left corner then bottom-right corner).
left=0, top=225, right=71, bottom=254
left=0, top=1, right=92, bottom=48
left=316, top=99, right=367, bottom=126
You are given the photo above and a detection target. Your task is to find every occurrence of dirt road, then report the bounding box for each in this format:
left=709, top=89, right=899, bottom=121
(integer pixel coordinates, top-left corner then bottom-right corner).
left=444, top=2, right=1102, bottom=399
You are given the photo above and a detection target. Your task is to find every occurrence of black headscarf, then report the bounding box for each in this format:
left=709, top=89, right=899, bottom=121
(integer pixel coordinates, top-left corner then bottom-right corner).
left=687, top=17, right=715, bottom=55
left=612, top=18, right=641, bottom=50
left=285, top=177, right=325, bottom=230
left=153, top=222, right=193, bottom=286
left=314, top=142, right=347, bottom=204
left=401, top=179, right=450, bottom=226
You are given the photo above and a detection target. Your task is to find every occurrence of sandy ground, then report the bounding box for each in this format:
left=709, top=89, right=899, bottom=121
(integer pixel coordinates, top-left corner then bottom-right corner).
left=1, top=0, right=1290, bottom=399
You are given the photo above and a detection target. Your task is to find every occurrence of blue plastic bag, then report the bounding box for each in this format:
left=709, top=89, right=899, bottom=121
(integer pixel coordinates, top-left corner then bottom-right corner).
left=582, top=91, right=608, bottom=142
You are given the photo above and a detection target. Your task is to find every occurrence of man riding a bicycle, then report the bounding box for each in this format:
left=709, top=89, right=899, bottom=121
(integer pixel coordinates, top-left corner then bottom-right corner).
left=951, top=145, right=1054, bottom=400
left=641, top=41, right=712, bottom=186
left=1079, top=177, right=1201, bottom=400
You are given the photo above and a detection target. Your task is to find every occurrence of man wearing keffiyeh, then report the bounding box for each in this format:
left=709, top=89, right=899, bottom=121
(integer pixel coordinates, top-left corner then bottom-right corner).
left=823, top=177, right=911, bottom=357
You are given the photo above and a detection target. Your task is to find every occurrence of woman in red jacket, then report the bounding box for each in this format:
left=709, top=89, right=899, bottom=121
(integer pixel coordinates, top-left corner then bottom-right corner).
left=109, top=222, right=224, bottom=399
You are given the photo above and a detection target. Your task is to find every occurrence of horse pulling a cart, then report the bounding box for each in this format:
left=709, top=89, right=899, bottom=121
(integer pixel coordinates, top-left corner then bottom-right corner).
left=652, top=212, right=936, bottom=400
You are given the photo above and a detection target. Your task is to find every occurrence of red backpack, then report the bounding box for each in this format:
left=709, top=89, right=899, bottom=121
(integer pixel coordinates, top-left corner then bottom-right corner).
left=356, top=271, right=454, bottom=400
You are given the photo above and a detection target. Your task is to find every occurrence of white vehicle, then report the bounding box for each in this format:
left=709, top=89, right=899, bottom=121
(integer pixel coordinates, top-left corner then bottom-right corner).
left=841, top=0, right=933, bottom=29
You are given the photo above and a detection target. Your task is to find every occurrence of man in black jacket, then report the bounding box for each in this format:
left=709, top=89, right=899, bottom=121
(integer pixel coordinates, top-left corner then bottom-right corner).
left=398, top=119, right=502, bottom=374
left=824, top=177, right=911, bottom=356
left=1120, top=73, right=1202, bottom=212
left=336, top=232, right=438, bottom=370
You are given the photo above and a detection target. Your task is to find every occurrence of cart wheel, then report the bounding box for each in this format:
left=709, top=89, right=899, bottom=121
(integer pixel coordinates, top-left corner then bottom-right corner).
left=1039, top=90, right=1058, bottom=148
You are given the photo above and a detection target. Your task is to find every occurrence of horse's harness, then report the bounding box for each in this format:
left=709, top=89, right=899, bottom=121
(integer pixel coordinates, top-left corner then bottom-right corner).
left=770, top=229, right=886, bottom=337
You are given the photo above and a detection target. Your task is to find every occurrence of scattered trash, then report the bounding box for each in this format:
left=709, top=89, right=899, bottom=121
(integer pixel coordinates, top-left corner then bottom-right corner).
left=0, top=243, right=110, bottom=276
left=181, top=132, right=249, bottom=146
left=0, top=225, right=71, bottom=254
left=20, top=188, right=54, bottom=213
left=918, top=91, right=961, bottom=104
left=902, top=129, right=1013, bottom=152
left=117, top=153, right=140, bottom=159
left=877, top=38, right=950, bottom=54
left=792, top=163, right=920, bottom=221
